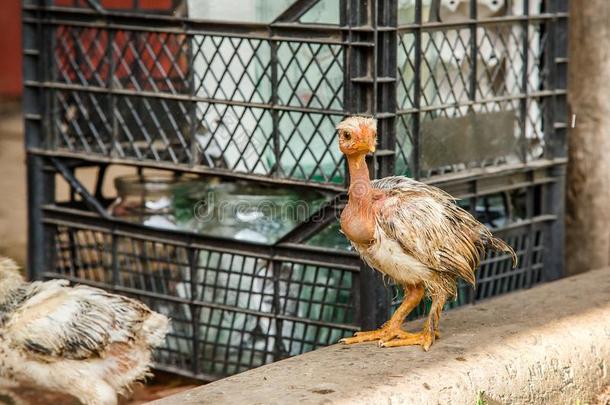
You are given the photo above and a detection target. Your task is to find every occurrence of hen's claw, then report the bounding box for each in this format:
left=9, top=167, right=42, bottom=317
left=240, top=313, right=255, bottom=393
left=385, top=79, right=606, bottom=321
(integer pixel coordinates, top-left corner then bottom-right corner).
left=378, top=329, right=438, bottom=351
left=339, top=325, right=413, bottom=345
left=339, top=324, right=406, bottom=345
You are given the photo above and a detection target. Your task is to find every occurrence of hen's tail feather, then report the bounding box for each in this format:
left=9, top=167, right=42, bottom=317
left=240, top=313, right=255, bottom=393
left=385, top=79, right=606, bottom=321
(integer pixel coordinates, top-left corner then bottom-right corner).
left=486, top=237, right=518, bottom=268
left=0, top=257, right=20, bottom=275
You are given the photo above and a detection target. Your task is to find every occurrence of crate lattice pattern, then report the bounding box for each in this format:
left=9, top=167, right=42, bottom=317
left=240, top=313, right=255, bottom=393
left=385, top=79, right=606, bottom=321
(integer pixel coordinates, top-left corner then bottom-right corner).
left=49, top=3, right=560, bottom=184
left=51, top=26, right=346, bottom=183
left=53, top=226, right=358, bottom=377
left=25, top=0, right=566, bottom=381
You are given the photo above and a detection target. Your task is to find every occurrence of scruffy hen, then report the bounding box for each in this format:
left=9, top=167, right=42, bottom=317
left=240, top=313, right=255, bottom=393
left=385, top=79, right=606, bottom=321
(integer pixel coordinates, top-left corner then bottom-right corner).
left=337, top=116, right=516, bottom=350
left=0, top=257, right=169, bottom=405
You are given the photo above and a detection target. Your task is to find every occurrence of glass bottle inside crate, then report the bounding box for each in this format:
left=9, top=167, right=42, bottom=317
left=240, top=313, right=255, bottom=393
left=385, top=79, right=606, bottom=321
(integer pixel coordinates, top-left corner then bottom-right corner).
left=109, top=174, right=202, bottom=230
left=186, top=181, right=328, bottom=244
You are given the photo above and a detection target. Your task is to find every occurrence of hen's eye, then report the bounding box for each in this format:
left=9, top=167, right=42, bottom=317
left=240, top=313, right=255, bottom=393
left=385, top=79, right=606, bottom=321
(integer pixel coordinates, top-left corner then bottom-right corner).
left=343, top=132, right=352, bottom=140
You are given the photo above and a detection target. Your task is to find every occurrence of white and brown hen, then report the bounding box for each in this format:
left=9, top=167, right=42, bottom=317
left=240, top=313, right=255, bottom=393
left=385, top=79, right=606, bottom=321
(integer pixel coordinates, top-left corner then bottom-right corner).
left=337, top=116, right=517, bottom=350
left=0, top=257, right=169, bottom=405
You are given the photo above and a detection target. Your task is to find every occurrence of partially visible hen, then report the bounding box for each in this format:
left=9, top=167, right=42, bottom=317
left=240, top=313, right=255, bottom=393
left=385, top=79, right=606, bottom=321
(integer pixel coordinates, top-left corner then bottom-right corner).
left=0, top=257, right=169, bottom=405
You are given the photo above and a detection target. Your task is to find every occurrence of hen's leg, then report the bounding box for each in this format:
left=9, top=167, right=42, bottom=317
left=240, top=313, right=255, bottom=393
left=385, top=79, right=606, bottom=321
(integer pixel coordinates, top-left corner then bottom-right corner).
left=339, top=284, right=424, bottom=345
left=379, top=293, right=446, bottom=351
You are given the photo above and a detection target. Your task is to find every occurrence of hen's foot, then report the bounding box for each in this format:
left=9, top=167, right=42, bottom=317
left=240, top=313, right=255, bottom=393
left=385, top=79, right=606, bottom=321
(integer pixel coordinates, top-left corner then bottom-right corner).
left=378, top=329, right=438, bottom=351
left=339, top=324, right=412, bottom=345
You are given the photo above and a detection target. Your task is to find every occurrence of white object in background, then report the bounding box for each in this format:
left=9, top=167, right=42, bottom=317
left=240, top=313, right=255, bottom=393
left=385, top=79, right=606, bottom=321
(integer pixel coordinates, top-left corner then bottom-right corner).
left=479, top=0, right=505, bottom=14
left=439, top=0, right=506, bottom=20
left=187, top=0, right=289, bottom=175
left=144, top=196, right=172, bottom=211
left=434, top=0, right=508, bottom=118
left=188, top=0, right=343, bottom=181
left=234, top=228, right=268, bottom=244
left=440, top=0, right=460, bottom=13
left=193, top=109, right=269, bottom=174
left=432, top=0, right=544, bottom=161
left=510, top=0, right=544, bottom=159
left=143, top=215, right=179, bottom=231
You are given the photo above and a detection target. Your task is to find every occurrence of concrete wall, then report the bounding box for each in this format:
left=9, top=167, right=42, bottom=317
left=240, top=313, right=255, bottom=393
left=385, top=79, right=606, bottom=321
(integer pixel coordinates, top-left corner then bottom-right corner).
left=153, top=268, right=610, bottom=405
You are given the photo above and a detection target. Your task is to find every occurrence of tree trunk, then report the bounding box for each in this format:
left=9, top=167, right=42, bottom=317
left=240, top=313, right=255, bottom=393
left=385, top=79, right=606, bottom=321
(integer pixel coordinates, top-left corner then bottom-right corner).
left=566, top=1, right=610, bottom=274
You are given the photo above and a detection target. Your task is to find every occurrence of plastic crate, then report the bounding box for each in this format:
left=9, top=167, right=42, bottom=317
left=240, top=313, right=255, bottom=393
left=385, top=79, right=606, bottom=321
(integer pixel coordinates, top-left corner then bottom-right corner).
left=45, top=208, right=359, bottom=378
left=23, top=0, right=568, bottom=380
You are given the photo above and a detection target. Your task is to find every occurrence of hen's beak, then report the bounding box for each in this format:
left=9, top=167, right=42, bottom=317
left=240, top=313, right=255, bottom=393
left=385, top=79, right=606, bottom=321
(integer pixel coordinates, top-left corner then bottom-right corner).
left=355, top=141, right=375, bottom=154
left=367, top=136, right=376, bottom=153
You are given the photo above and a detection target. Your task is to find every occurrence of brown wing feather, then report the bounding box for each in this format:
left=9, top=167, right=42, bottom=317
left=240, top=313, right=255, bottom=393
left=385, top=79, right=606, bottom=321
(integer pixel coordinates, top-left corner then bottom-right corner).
left=372, top=176, right=515, bottom=295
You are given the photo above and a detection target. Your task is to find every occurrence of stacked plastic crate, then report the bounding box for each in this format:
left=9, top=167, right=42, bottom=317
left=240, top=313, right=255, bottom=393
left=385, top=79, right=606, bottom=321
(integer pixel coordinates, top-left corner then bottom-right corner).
left=22, top=0, right=568, bottom=380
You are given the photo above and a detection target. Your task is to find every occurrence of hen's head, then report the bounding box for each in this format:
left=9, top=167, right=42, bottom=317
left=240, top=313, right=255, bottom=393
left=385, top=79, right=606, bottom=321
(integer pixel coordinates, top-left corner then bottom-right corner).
left=337, top=116, right=377, bottom=157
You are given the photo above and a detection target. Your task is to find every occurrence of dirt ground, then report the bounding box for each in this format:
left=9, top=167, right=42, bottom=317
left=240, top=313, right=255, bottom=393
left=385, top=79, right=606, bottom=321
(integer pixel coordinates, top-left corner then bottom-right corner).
left=0, top=101, right=27, bottom=266
left=0, top=101, right=197, bottom=403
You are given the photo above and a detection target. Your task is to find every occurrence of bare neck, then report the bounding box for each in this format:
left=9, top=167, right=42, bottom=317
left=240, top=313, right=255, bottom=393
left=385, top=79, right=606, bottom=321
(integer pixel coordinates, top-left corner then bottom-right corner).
left=341, top=153, right=377, bottom=244
left=346, top=153, right=373, bottom=202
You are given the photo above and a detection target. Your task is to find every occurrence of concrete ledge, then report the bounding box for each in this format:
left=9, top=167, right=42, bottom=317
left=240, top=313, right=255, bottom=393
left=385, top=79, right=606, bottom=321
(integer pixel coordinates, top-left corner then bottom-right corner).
left=153, top=268, right=610, bottom=405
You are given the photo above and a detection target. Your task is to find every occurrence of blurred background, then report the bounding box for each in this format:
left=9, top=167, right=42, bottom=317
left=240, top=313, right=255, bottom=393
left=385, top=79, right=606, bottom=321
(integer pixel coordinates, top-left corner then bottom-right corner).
left=0, top=0, right=608, bottom=403
left=0, top=1, right=25, bottom=266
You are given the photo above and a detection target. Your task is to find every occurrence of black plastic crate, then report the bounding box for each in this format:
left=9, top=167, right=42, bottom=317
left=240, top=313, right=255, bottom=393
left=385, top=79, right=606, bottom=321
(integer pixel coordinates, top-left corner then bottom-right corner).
left=37, top=162, right=560, bottom=379
left=24, top=1, right=569, bottom=184
left=43, top=202, right=360, bottom=379
left=23, top=0, right=568, bottom=380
